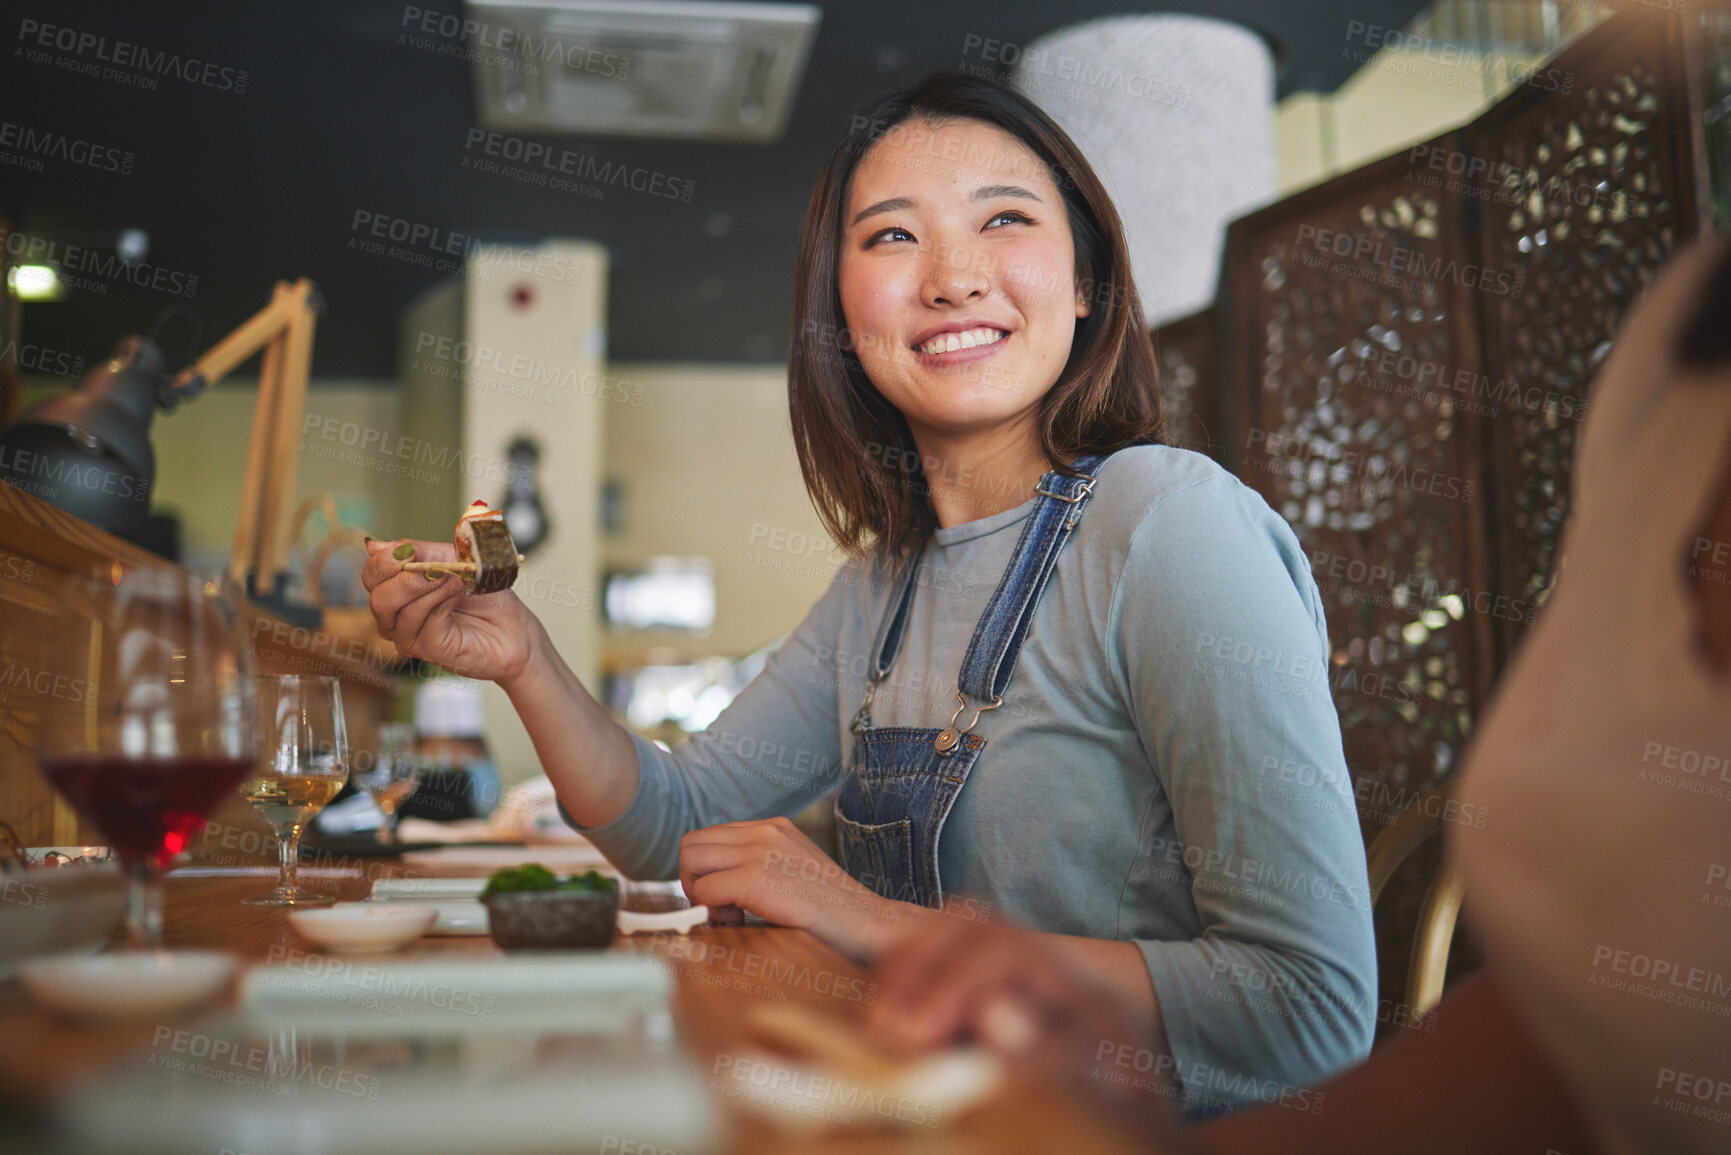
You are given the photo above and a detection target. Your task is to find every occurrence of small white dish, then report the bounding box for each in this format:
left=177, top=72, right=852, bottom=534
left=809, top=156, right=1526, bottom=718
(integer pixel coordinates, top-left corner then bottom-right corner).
left=289, top=903, right=438, bottom=952
left=617, top=905, right=710, bottom=936
left=20, top=950, right=238, bottom=1021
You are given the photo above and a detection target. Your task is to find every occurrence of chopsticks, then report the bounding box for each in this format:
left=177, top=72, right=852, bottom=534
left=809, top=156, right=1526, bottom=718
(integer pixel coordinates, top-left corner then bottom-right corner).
left=400, top=560, right=478, bottom=574
left=399, top=553, right=525, bottom=575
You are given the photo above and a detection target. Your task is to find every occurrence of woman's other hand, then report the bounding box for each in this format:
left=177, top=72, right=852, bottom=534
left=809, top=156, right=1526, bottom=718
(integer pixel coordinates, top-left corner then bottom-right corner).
left=678, top=816, right=922, bottom=961
left=362, top=538, right=540, bottom=683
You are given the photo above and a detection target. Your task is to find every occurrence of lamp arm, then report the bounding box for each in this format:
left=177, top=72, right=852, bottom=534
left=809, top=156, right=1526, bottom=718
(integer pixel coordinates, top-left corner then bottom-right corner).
left=163, top=279, right=321, bottom=407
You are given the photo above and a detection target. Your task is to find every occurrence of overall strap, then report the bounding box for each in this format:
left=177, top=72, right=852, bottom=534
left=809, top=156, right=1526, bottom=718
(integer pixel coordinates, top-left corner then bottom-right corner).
left=854, top=453, right=1109, bottom=740
left=849, top=549, right=923, bottom=733
left=955, top=453, right=1107, bottom=706
left=869, top=556, right=922, bottom=684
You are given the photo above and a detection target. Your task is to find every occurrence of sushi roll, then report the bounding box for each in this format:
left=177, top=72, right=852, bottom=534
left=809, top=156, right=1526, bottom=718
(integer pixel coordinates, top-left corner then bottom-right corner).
left=454, top=499, right=521, bottom=594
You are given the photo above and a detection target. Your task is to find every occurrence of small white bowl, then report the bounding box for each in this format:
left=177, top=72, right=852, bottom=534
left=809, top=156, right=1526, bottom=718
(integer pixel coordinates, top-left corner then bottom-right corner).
left=20, top=950, right=238, bottom=1021
left=289, top=903, right=438, bottom=952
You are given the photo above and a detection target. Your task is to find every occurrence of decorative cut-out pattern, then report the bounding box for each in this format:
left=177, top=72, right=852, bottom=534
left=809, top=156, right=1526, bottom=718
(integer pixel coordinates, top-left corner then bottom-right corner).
left=1153, top=310, right=1215, bottom=457
left=1158, top=13, right=1701, bottom=1035
left=1245, top=185, right=1481, bottom=813
left=1479, top=59, right=1687, bottom=639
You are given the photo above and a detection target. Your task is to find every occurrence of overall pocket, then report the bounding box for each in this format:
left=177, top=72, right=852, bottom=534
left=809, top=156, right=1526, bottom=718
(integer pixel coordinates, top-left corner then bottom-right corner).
left=832, top=804, right=916, bottom=904
left=836, top=727, right=985, bottom=908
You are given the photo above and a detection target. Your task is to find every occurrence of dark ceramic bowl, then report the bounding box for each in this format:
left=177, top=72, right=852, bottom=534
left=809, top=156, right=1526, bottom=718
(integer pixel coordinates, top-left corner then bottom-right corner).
left=482, top=888, right=620, bottom=950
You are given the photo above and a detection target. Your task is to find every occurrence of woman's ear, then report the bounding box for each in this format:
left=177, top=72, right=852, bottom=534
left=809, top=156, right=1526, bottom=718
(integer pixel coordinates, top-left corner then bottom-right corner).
left=1074, top=288, right=1091, bottom=320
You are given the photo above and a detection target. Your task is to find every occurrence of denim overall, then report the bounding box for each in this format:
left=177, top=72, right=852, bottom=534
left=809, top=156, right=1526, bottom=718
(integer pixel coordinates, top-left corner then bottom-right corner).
left=834, top=454, right=1107, bottom=908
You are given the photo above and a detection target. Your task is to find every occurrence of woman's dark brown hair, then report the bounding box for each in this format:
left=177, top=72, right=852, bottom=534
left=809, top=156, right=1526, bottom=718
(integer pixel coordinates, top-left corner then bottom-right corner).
left=788, top=69, right=1164, bottom=562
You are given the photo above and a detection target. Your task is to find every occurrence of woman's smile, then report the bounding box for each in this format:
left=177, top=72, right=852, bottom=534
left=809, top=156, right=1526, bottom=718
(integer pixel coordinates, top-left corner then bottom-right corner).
left=910, top=321, right=1012, bottom=364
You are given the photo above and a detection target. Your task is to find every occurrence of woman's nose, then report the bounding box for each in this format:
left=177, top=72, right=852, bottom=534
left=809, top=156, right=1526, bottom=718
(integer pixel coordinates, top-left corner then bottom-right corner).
left=921, top=245, right=992, bottom=305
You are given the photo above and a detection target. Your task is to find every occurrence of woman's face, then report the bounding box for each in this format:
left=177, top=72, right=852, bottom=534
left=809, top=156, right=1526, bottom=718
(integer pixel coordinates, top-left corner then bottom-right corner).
left=837, top=117, right=1089, bottom=445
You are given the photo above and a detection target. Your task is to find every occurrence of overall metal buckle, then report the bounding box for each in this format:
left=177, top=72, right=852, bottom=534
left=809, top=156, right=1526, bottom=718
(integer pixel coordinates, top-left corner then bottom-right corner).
left=934, top=690, right=1003, bottom=756
left=1034, top=477, right=1095, bottom=503
left=850, top=679, right=879, bottom=735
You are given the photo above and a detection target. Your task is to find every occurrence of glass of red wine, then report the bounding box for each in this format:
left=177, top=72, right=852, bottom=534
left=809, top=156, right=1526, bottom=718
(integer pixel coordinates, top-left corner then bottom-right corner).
left=36, top=568, right=255, bottom=950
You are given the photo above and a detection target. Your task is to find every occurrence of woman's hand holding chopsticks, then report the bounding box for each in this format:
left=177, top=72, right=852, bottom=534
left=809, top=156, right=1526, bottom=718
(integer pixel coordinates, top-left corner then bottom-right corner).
left=361, top=537, right=540, bottom=682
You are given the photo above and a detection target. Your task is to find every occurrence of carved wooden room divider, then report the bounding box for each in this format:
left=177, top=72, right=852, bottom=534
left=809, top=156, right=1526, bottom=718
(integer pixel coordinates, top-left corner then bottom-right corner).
left=1154, top=9, right=1712, bottom=1026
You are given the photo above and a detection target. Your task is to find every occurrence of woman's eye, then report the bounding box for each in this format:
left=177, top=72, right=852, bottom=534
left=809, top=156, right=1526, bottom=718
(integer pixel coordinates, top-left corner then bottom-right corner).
left=865, top=226, right=913, bottom=248
left=986, top=210, right=1033, bottom=229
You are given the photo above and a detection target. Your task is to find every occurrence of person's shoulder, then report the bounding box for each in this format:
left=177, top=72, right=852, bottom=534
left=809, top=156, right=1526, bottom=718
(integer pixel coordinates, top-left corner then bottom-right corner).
left=1086, top=444, right=1254, bottom=534
left=766, top=550, right=884, bottom=648
left=1078, top=444, right=1305, bottom=573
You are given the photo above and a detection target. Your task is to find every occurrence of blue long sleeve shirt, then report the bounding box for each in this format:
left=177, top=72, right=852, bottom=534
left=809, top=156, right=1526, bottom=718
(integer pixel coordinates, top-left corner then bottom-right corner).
left=572, top=445, right=1378, bottom=1108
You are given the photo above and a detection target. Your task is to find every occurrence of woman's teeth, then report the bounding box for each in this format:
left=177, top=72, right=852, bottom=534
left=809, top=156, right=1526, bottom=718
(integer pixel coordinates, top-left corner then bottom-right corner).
left=917, top=327, right=1007, bottom=355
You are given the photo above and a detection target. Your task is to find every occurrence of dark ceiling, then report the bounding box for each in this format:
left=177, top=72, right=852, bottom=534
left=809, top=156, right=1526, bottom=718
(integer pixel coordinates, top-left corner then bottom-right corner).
left=3, top=0, right=1429, bottom=377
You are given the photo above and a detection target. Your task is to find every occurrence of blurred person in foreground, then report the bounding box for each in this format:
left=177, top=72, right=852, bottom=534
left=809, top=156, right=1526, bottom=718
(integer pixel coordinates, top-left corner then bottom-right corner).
left=869, top=232, right=1731, bottom=1155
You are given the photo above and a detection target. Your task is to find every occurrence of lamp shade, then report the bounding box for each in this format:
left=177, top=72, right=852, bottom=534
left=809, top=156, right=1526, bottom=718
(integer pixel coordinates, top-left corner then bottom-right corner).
left=0, top=337, right=163, bottom=530
left=1011, top=14, right=1275, bottom=326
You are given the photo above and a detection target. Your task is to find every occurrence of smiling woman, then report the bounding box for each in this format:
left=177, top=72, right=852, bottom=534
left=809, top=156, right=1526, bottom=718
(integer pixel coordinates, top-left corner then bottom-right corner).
left=791, top=75, right=1161, bottom=557
left=362, top=71, right=1377, bottom=1117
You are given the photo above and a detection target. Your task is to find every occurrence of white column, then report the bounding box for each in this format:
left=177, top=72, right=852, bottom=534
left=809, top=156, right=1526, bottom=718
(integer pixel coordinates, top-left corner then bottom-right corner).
left=400, top=240, right=608, bottom=784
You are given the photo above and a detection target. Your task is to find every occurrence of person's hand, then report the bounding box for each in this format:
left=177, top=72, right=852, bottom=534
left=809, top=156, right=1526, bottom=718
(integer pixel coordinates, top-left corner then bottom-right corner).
left=677, top=816, right=921, bottom=961
left=361, top=538, right=540, bottom=683
left=869, top=918, right=1187, bottom=1143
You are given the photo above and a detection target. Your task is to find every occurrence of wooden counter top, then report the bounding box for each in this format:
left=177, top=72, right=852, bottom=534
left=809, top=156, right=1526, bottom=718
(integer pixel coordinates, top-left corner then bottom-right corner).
left=0, top=860, right=1135, bottom=1155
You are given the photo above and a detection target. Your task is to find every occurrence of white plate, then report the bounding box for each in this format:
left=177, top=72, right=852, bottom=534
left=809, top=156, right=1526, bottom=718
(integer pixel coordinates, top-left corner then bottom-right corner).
left=56, top=1019, right=716, bottom=1155
left=422, top=900, right=489, bottom=936
left=375, top=879, right=688, bottom=903
left=374, top=880, right=701, bottom=936
left=289, top=903, right=438, bottom=952
left=398, top=845, right=613, bottom=876
left=371, top=877, right=487, bottom=901
left=362, top=888, right=489, bottom=935
left=21, top=950, right=238, bottom=1021
left=242, top=954, right=672, bottom=1033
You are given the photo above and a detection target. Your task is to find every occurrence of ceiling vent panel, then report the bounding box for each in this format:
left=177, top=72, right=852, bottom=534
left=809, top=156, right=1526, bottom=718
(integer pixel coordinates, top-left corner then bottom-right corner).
left=467, top=0, right=820, bottom=143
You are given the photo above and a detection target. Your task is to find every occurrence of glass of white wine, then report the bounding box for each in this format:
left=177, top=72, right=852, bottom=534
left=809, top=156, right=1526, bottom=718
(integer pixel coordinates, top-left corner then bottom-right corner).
left=357, top=722, right=420, bottom=843
left=241, top=675, right=348, bottom=906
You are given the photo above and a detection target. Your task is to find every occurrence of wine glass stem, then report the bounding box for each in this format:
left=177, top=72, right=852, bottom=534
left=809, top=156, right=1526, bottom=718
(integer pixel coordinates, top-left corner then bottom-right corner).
left=277, top=824, right=303, bottom=892
left=126, top=861, right=165, bottom=949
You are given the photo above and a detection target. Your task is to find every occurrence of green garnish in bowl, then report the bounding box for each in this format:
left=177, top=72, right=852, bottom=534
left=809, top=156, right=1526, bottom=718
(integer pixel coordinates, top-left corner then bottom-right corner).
left=480, top=864, right=558, bottom=898
left=556, top=870, right=617, bottom=893
left=480, top=864, right=617, bottom=900
left=479, top=864, right=621, bottom=950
